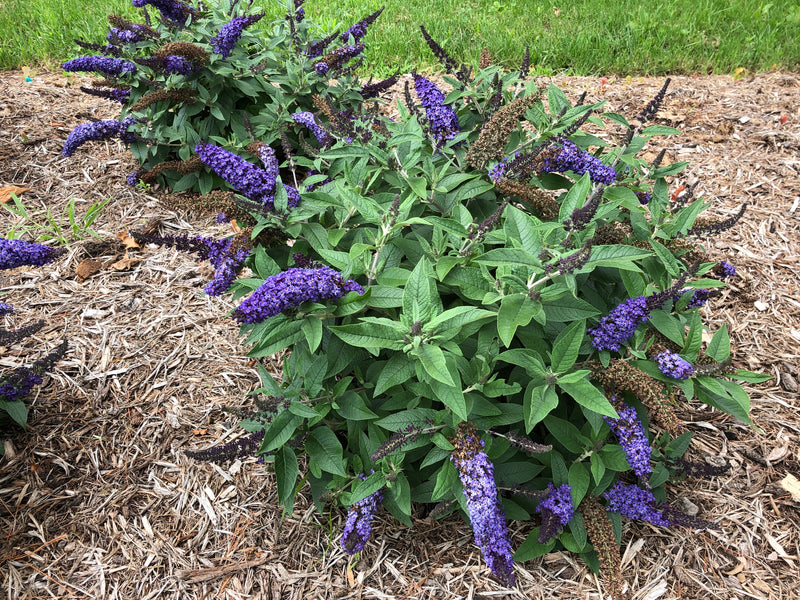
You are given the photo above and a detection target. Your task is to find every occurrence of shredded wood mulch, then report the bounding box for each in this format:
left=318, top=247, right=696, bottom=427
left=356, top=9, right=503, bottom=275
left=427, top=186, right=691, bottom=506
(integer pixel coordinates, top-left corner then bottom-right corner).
left=1, top=69, right=799, bottom=600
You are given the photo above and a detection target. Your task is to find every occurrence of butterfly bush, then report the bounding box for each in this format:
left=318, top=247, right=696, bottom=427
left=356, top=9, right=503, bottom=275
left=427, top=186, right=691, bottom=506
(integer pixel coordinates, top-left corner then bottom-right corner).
left=76, top=4, right=764, bottom=596
left=1, top=238, right=66, bottom=270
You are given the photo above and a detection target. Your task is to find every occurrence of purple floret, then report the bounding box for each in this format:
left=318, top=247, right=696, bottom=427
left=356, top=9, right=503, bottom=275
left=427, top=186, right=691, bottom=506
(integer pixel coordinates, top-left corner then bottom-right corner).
left=654, top=351, right=695, bottom=380
left=290, top=111, right=329, bottom=145
left=232, top=266, right=363, bottom=324
left=107, top=27, right=144, bottom=44
left=413, top=74, right=460, bottom=146
left=0, top=302, right=15, bottom=316
left=536, top=483, right=574, bottom=543
left=62, top=55, right=137, bottom=77
left=538, top=139, right=616, bottom=185
left=0, top=238, right=66, bottom=270
left=714, top=261, right=736, bottom=279
left=588, top=295, right=649, bottom=352
left=211, top=13, right=265, bottom=58
left=62, top=117, right=136, bottom=157
left=451, top=437, right=516, bottom=586
left=0, top=340, right=68, bottom=403
left=341, top=472, right=384, bottom=554
left=603, top=400, right=652, bottom=478
left=603, top=481, right=671, bottom=526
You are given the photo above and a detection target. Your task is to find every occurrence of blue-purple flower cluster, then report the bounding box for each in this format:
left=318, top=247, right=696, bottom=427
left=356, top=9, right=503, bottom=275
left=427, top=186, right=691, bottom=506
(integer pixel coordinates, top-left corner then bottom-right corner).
left=654, top=351, right=695, bottom=380
left=211, top=13, right=265, bottom=58
left=413, top=74, right=460, bottom=146
left=291, top=112, right=330, bottom=145
left=0, top=340, right=68, bottom=403
left=107, top=27, right=144, bottom=44
left=340, top=7, right=384, bottom=43
left=603, top=400, right=652, bottom=478
left=341, top=472, right=384, bottom=554
left=680, top=288, right=711, bottom=308
left=0, top=302, right=15, bottom=316
left=1, top=239, right=66, bottom=270
left=536, top=483, right=574, bottom=543
left=538, top=139, right=617, bottom=185
left=588, top=295, right=649, bottom=351
left=79, top=86, right=131, bottom=103
left=293, top=0, right=305, bottom=22
left=62, top=55, right=137, bottom=78
left=603, top=481, right=671, bottom=526
left=313, top=44, right=364, bottom=75
left=62, top=117, right=137, bottom=157
left=131, top=0, right=196, bottom=25
left=714, top=261, right=736, bottom=279
left=451, top=436, right=515, bottom=586
left=195, top=143, right=300, bottom=211
left=232, top=266, right=363, bottom=324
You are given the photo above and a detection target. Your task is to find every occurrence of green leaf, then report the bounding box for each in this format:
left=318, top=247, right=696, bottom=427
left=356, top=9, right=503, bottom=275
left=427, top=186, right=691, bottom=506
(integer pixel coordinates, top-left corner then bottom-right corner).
left=0, top=400, right=27, bottom=428
left=329, top=321, right=404, bottom=350
left=496, top=349, right=547, bottom=378
left=705, top=324, right=730, bottom=362
left=514, top=528, right=555, bottom=561
left=432, top=459, right=459, bottom=501
left=558, top=173, right=592, bottom=223
left=260, top=410, right=303, bottom=453
left=348, top=471, right=386, bottom=506
left=288, top=401, right=318, bottom=419
left=544, top=415, right=589, bottom=454
left=335, top=180, right=380, bottom=221
left=407, top=175, right=428, bottom=199
left=558, top=377, right=618, bottom=418
left=524, top=383, right=559, bottom=433
left=426, top=306, right=495, bottom=341
left=730, top=369, right=772, bottom=383
left=641, top=125, right=682, bottom=136
left=551, top=320, right=586, bottom=373
left=391, top=472, right=412, bottom=516
left=403, top=256, right=438, bottom=324
left=475, top=248, right=541, bottom=268
left=542, top=294, right=599, bottom=322
left=374, top=408, right=438, bottom=432
left=695, top=377, right=751, bottom=424
left=275, top=446, right=299, bottom=511
left=306, top=427, right=347, bottom=476
left=301, top=318, right=323, bottom=353
left=497, top=294, right=539, bottom=347
left=590, top=453, right=606, bottom=485
left=646, top=309, right=685, bottom=346
left=336, top=392, right=378, bottom=421
left=374, top=353, right=416, bottom=396
left=415, top=343, right=455, bottom=386
left=568, top=462, right=591, bottom=505
left=682, top=311, right=703, bottom=359
left=582, top=244, right=652, bottom=271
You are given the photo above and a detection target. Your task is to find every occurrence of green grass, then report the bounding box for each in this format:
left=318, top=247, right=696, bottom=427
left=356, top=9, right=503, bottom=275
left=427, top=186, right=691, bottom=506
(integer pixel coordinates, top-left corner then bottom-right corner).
left=1, top=0, right=799, bottom=75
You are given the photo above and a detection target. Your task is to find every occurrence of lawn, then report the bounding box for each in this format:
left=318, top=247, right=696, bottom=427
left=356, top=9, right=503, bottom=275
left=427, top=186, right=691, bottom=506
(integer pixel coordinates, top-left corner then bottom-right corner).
left=1, top=0, right=799, bottom=75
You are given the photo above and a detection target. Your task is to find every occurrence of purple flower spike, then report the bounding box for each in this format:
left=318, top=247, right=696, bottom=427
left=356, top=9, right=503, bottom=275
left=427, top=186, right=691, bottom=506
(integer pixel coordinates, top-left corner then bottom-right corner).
left=291, top=111, right=329, bottom=145
left=232, top=266, right=363, bottom=324
left=211, top=13, right=265, bottom=58
left=588, top=295, right=649, bottom=352
left=1, top=238, right=66, bottom=270
left=451, top=429, right=516, bottom=586
left=131, top=0, right=196, bottom=25
left=603, top=481, right=671, bottom=526
left=413, top=74, right=460, bottom=146
left=62, top=55, right=137, bottom=77
left=62, top=117, right=136, bottom=157
left=603, top=400, right=652, bottom=478
left=340, top=6, right=384, bottom=43
left=538, top=139, right=617, bottom=185
left=536, top=483, right=575, bottom=543
left=714, top=261, right=736, bottom=279
left=0, top=302, right=15, bottom=316
left=341, top=472, right=384, bottom=554
left=654, top=351, right=695, bottom=380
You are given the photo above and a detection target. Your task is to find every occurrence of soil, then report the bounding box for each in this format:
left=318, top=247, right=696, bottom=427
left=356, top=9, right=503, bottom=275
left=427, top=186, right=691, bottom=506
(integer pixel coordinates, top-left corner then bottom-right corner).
left=1, top=68, right=799, bottom=600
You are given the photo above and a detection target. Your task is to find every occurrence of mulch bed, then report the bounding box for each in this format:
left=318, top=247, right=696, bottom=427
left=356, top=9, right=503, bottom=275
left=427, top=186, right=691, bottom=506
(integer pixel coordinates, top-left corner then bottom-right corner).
left=1, top=68, right=799, bottom=600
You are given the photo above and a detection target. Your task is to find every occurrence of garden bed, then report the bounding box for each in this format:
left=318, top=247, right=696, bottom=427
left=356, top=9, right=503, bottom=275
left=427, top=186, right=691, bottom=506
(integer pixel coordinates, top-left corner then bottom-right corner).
left=1, top=68, right=799, bottom=599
